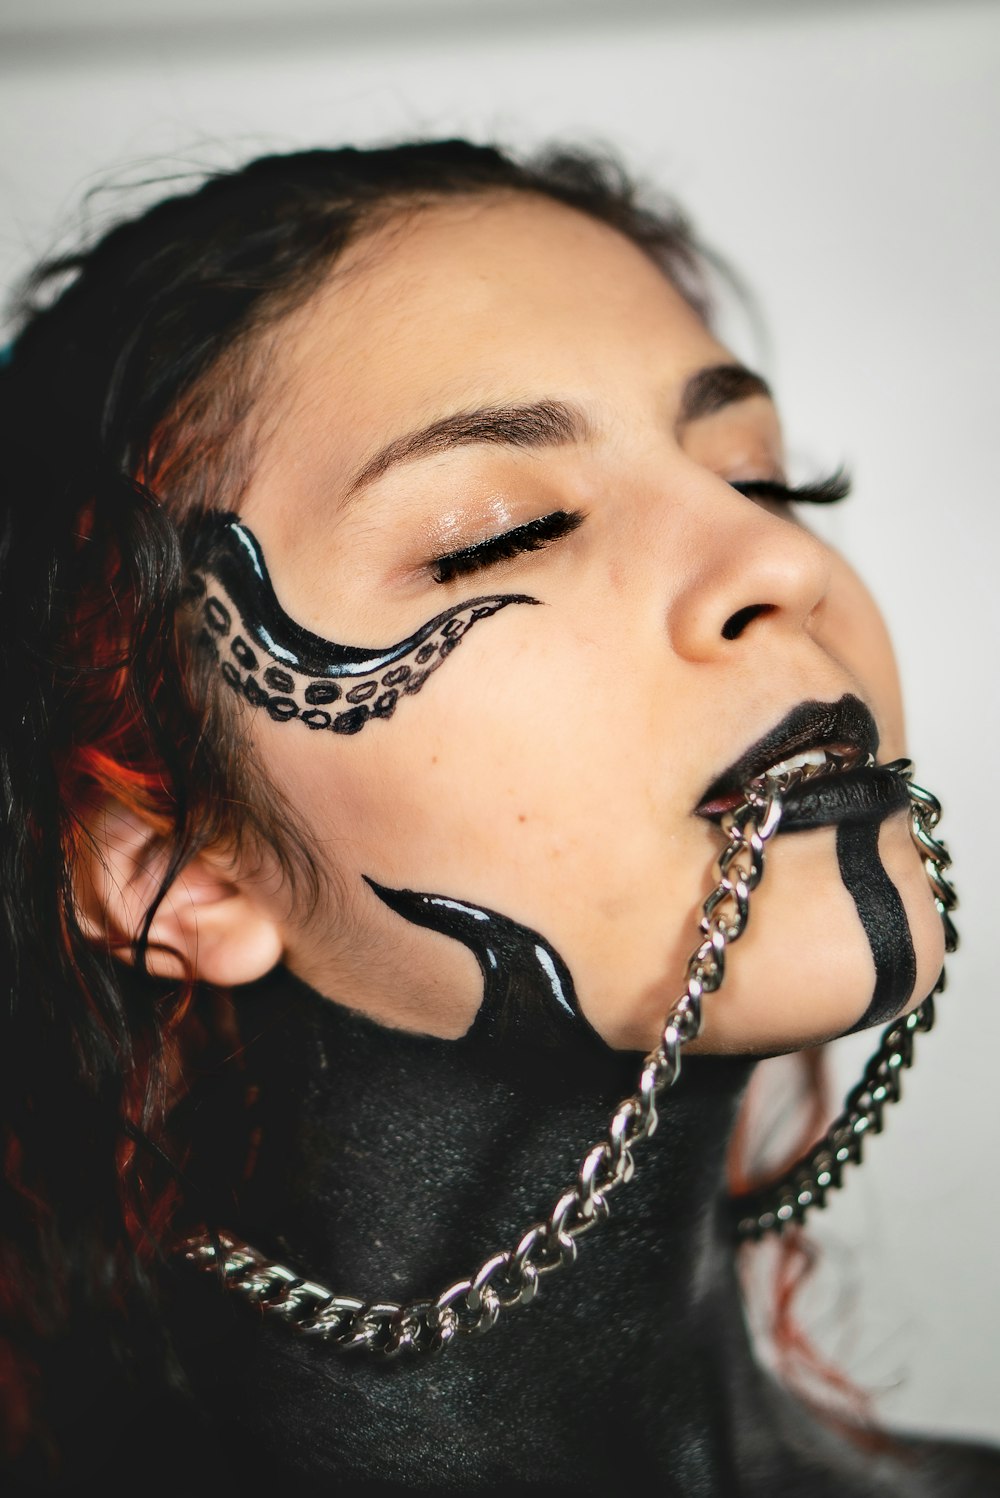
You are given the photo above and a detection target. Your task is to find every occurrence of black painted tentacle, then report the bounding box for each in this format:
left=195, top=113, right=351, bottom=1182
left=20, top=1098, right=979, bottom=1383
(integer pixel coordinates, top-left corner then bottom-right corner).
left=185, top=512, right=540, bottom=735
left=364, top=877, right=612, bottom=1061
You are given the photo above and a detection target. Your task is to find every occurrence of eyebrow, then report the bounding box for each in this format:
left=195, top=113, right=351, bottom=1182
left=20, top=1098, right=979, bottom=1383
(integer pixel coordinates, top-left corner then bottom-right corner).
left=676, top=363, right=772, bottom=427
left=344, top=363, right=772, bottom=497
left=345, top=398, right=588, bottom=497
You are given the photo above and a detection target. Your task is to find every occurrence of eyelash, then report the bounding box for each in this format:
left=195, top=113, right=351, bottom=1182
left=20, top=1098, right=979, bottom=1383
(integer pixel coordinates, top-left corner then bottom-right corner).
left=731, top=469, right=852, bottom=506
left=431, top=510, right=585, bottom=583
left=428, top=470, right=850, bottom=584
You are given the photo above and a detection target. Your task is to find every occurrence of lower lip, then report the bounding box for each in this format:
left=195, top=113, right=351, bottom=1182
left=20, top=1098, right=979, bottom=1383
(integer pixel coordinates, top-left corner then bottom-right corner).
left=698, top=764, right=910, bottom=833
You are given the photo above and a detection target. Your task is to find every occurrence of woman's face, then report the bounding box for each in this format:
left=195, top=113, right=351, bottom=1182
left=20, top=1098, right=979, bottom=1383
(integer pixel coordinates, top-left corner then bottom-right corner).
left=226, top=192, right=943, bottom=1054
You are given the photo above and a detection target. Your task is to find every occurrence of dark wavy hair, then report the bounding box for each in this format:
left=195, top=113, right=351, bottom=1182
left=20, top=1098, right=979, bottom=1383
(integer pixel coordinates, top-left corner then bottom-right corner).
left=0, top=139, right=727, bottom=1482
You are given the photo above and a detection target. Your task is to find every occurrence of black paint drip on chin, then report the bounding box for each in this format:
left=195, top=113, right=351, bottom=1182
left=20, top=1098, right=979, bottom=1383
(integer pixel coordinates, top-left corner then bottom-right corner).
left=836, top=820, right=917, bottom=1033
left=364, top=877, right=615, bottom=1072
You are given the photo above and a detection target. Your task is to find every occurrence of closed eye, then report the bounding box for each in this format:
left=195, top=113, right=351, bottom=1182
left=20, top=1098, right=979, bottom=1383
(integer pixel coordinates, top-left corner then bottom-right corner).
left=428, top=471, right=848, bottom=584
left=430, top=509, right=586, bottom=584
left=730, top=469, right=852, bottom=505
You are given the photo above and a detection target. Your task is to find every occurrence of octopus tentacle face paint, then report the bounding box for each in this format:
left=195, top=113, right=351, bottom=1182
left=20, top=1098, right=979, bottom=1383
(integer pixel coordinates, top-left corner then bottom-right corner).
left=364, top=876, right=609, bottom=1059
left=187, top=513, right=539, bottom=735
left=180, top=194, right=947, bottom=1059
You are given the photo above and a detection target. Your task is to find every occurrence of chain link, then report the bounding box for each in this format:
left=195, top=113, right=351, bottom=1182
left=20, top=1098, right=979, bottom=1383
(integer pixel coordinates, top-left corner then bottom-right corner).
left=731, top=765, right=956, bottom=1238
left=181, top=763, right=954, bottom=1356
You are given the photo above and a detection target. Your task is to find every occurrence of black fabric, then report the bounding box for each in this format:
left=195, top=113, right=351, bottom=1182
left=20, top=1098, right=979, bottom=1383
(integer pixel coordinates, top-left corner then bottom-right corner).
left=151, top=964, right=1000, bottom=1495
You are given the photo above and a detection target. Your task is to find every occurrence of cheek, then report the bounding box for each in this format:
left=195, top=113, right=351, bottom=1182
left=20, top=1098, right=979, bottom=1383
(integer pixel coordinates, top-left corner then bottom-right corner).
left=258, top=626, right=654, bottom=891
left=251, top=620, right=711, bottom=1039
left=248, top=565, right=934, bottom=1060
left=820, top=556, right=907, bottom=755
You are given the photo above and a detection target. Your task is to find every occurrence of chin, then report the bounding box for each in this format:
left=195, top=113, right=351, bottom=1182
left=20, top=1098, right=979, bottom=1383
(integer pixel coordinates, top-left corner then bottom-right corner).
left=673, top=808, right=942, bottom=1057
left=878, top=815, right=947, bottom=1014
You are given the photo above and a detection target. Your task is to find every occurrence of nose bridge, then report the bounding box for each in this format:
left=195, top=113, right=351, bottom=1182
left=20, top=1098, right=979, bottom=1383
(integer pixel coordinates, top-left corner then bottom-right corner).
left=661, top=477, right=833, bottom=661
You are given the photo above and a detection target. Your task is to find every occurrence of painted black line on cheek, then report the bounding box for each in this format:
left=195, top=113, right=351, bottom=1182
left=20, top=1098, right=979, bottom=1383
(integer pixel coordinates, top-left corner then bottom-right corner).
left=364, top=877, right=611, bottom=1061
left=836, top=820, right=917, bottom=1033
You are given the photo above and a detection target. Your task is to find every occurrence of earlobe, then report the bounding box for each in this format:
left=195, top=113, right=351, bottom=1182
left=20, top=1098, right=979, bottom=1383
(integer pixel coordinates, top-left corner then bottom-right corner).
left=73, top=796, right=285, bottom=987
left=140, top=857, right=286, bottom=987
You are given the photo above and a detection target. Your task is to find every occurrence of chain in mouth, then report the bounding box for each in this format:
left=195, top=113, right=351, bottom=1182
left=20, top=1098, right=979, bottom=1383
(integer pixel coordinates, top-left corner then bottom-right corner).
left=746, top=747, right=912, bottom=834
left=695, top=697, right=886, bottom=822
left=755, top=742, right=875, bottom=788
left=711, top=746, right=873, bottom=813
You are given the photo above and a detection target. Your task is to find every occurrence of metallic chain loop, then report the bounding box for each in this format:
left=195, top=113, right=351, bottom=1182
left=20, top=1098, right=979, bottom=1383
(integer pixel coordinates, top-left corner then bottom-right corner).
left=731, top=765, right=955, bottom=1238
left=181, top=764, right=954, bottom=1355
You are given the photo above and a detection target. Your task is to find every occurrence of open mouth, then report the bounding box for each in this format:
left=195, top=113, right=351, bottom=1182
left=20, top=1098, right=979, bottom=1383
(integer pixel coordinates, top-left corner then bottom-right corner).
left=695, top=695, right=910, bottom=832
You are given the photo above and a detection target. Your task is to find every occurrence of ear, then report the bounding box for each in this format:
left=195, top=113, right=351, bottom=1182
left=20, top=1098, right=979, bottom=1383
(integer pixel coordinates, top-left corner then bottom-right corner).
left=74, top=796, right=285, bottom=986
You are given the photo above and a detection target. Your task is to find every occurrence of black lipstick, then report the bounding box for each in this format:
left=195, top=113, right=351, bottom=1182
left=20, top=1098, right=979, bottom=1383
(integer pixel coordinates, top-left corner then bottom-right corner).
left=695, top=695, right=909, bottom=833
left=774, top=763, right=910, bottom=832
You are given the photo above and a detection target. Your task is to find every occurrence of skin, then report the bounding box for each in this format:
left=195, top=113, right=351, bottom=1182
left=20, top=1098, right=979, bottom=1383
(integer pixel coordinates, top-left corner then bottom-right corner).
left=87, top=192, right=945, bottom=1055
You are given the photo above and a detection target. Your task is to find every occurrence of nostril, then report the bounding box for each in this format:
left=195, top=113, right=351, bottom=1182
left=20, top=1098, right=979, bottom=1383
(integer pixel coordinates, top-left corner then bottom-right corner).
left=722, top=603, right=774, bottom=641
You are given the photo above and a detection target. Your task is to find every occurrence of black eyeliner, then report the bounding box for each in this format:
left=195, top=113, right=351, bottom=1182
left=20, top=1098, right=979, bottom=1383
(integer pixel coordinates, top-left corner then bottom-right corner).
left=432, top=509, right=585, bottom=584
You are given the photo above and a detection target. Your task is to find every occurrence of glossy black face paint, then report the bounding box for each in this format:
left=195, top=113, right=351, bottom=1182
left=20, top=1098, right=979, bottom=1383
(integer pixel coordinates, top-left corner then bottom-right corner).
left=785, top=771, right=918, bottom=1032
left=696, top=697, right=919, bottom=1034
left=185, top=512, right=539, bottom=735
left=364, top=876, right=610, bottom=1067
left=837, top=820, right=917, bottom=1033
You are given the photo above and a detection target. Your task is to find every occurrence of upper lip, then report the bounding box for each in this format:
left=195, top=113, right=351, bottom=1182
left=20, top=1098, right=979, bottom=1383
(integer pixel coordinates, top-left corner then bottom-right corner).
left=695, top=694, right=879, bottom=814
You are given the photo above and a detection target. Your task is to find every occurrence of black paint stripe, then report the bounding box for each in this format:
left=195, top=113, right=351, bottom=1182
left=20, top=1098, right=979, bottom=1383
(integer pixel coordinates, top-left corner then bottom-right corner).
left=836, top=820, right=917, bottom=1033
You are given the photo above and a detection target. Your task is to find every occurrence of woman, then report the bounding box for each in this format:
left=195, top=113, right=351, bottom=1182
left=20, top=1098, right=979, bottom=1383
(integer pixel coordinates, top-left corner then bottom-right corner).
left=1, top=139, right=995, bottom=1494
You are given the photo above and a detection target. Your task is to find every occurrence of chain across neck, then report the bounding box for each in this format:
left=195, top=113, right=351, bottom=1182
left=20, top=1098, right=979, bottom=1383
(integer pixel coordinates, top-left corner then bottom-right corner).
left=181, top=763, right=955, bottom=1358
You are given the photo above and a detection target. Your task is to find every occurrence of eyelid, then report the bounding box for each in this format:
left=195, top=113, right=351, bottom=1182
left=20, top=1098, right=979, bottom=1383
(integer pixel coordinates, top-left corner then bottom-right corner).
left=423, top=470, right=850, bottom=585
left=430, top=509, right=585, bottom=584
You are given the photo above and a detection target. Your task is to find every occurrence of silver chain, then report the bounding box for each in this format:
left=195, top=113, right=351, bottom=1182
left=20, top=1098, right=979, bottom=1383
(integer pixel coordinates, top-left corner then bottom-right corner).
left=181, top=762, right=955, bottom=1357
left=731, top=771, right=956, bottom=1238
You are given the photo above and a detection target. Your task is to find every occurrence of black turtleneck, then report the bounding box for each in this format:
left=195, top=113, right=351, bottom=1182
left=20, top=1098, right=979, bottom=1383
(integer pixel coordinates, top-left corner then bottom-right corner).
left=165, top=964, right=1000, bottom=1496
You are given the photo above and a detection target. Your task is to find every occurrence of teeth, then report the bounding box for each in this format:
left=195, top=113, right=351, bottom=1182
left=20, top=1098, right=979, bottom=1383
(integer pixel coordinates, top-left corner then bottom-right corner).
left=764, top=749, right=831, bottom=780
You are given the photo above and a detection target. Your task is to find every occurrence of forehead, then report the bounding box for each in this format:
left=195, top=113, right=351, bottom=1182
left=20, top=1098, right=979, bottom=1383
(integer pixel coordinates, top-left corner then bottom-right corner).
left=272, top=194, right=727, bottom=407
left=244, top=194, right=746, bottom=527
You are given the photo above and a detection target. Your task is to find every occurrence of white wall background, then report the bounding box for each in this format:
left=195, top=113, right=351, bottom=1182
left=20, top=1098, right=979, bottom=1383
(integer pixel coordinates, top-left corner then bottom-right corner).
left=2, top=0, right=998, bottom=1446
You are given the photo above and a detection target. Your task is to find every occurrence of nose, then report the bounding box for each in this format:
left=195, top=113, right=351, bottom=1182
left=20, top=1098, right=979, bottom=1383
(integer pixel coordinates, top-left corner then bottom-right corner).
left=665, top=482, right=833, bottom=662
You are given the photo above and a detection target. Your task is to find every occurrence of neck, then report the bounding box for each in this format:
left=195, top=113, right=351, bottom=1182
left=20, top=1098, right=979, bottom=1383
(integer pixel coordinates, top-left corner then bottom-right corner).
left=178, top=965, right=879, bottom=1493
left=238, top=961, right=751, bottom=1304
